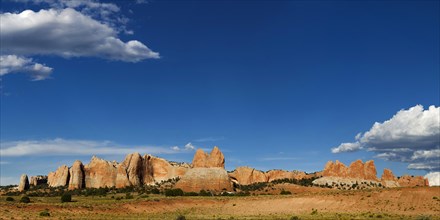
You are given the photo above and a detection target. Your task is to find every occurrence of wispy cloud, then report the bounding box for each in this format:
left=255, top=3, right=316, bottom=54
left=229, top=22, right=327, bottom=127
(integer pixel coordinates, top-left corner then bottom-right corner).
left=1, top=138, right=181, bottom=157
left=259, top=157, right=300, bottom=161
left=193, top=137, right=225, bottom=142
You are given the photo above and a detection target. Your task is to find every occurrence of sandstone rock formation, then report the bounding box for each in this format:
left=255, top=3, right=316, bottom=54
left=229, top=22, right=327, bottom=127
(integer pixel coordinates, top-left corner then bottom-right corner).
left=148, top=156, right=189, bottom=183
left=229, top=167, right=267, bottom=185
left=380, top=169, right=400, bottom=187
left=192, top=146, right=225, bottom=168
left=398, top=175, right=429, bottom=187
left=68, top=160, right=85, bottom=190
left=175, top=168, right=233, bottom=192
left=266, top=170, right=307, bottom=182
left=48, top=165, right=69, bottom=187
left=122, top=153, right=143, bottom=186
left=29, top=175, right=48, bottom=186
left=84, top=156, right=119, bottom=188
left=115, top=164, right=131, bottom=188
left=322, top=160, right=377, bottom=181
left=18, top=174, right=29, bottom=191
left=323, top=160, right=349, bottom=177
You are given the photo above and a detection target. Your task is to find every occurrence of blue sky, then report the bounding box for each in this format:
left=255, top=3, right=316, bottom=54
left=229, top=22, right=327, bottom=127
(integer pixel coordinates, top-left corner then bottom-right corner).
left=1, top=0, right=439, bottom=185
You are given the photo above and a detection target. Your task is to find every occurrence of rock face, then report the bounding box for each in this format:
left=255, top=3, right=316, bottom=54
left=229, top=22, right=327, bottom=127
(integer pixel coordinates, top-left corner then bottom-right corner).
left=29, top=175, right=48, bottom=186
left=322, top=160, right=377, bottom=181
left=18, top=174, right=29, bottom=191
left=229, top=167, right=267, bottom=185
left=48, top=165, right=70, bottom=187
left=115, top=164, right=131, bottom=188
left=266, top=170, right=307, bottom=182
left=148, top=156, right=189, bottom=183
left=84, top=156, right=118, bottom=188
left=122, top=153, right=144, bottom=186
left=192, top=146, right=225, bottom=168
left=398, top=175, right=429, bottom=187
left=175, top=168, right=233, bottom=192
left=68, top=160, right=85, bottom=190
left=380, top=169, right=400, bottom=187
left=46, top=152, right=190, bottom=189
left=176, top=147, right=232, bottom=192
left=323, top=160, right=349, bottom=177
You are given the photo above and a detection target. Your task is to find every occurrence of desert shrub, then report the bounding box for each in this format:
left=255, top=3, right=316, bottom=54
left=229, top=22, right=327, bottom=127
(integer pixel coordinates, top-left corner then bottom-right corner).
left=280, top=190, right=292, bottom=195
left=164, top=188, right=184, bottom=197
left=311, top=208, right=318, bottom=215
left=236, top=191, right=250, bottom=196
left=150, top=187, right=160, bottom=194
left=61, top=193, right=72, bottom=203
left=199, top=190, right=212, bottom=196
left=39, top=209, right=50, bottom=217
left=6, top=197, right=14, bottom=201
left=176, top=215, right=186, bottom=220
left=184, top=192, right=199, bottom=196
left=290, top=216, right=300, bottom=220
left=416, top=216, right=431, bottom=220
left=20, top=196, right=30, bottom=203
left=125, top=193, right=134, bottom=199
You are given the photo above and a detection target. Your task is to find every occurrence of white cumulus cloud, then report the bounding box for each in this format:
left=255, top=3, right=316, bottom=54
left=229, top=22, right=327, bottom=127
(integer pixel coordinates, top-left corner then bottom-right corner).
left=184, top=142, right=196, bottom=151
left=332, top=105, right=440, bottom=172
left=425, top=172, right=440, bottom=186
left=1, top=8, right=159, bottom=62
left=0, top=55, right=53, bottom=80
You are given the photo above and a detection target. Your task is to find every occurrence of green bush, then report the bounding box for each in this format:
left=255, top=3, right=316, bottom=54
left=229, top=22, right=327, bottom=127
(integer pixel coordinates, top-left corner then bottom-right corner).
left=20, top=196, right=30, bottom=203
left=61, top=193, right=72, bottom=203
left=290, top=216, right=301, bottom=220
left=6, top=197, right=14, bottom=201
left=184, top=192, right=199, bottom=196
left=311, top=208, right=318, bottom=215
left=176, top=214, right=186, bottom=220
left=199, top=190, right=212, bottom=196
left=165, top=188, right=184, bottom=197
left=39, top=209, right=50, bottom=217
left=125, top=193, right=134, bottom=199
left=280, top=190, right=292, bottom=195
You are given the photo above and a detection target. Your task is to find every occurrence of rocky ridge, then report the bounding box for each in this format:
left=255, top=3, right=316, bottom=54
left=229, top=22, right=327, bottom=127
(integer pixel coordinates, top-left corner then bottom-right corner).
left=19, top=146, right=430, bottom=192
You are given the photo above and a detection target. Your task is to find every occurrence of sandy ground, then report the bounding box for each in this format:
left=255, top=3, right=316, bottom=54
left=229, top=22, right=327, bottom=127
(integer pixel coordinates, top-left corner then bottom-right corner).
left=1, top=185, right=439, bottom=219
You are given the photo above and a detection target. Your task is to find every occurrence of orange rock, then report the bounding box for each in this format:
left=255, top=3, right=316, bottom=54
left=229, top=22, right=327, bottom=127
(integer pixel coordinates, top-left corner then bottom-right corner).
left=381, top=169, right=397, bottom=181
left=175, top=168, right=233, bottom=192
left=229, top=166, right=267, bottom=185
left=68, top=160, right=85, bottom=190
left=84, top=156, right=118, bottom=188
left=48, top=165, right=69, bottom=187
left=364, top=160, right=378, bottom=181
left=398, top=175, right=429, bottom=187
left=323, top=160, right=349, bottom=177
left=148, top=156, right=189, bottom=183
left=115, top=164, right=131, bottom=188
left=192, top=146, right=225, bottom=168
left=122, top=152, right=143, bottom=186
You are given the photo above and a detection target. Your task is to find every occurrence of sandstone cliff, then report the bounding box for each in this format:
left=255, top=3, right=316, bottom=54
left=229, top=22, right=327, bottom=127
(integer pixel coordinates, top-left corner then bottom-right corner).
left=176, top=147, right=232, bottom=192
left=68, top=160, right=85, bottom=190
left=48, top=165, right=70, bottom=187
left=398, top=175, right=429, bottom=187
left=175, top=168, right=233, bottom=192
left=29, top=175, right=48, bottom=186
left=229, top=167, right=267, bottom=185
left=192, top=146, right=225, bottom=168
left=18, top=174, right=29, bottom=191
left=381, top=168, right=400, bottom=187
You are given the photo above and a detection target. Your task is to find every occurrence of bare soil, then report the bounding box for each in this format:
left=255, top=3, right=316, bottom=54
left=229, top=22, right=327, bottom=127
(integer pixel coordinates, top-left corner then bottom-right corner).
left=1, top=185, right=439, bottom=219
